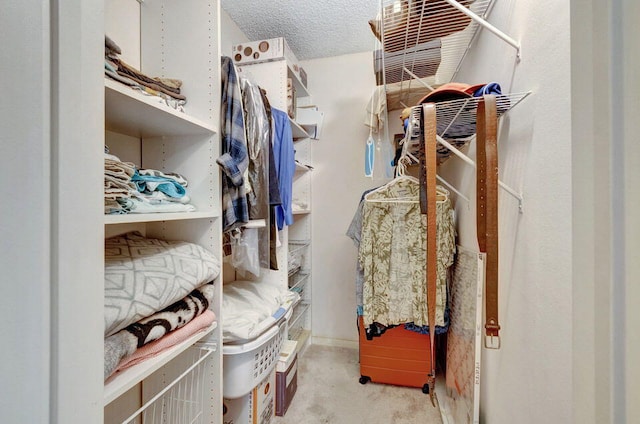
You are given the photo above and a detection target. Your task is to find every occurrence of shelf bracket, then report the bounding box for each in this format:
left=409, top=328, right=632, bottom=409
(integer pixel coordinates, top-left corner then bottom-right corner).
left=437, top=135, right=524, bottom=212
left=436, top=174, right=471, bottom=204
left=442, top=0, right=521, bottom=60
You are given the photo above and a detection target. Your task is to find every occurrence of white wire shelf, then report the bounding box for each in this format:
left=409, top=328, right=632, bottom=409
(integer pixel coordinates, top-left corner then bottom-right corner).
left=406, top=91, right=531, bottom=162
left=120, top=346, right=215, bottom=424
left=401, top=94, right=531, bottom=211
left=104, top=322, right=217, bottom=406
left=374, top=0, right=521, bottom=110
left=289, top=302, right=311, bottom=330
left=289, top=272, right=311, bottom=292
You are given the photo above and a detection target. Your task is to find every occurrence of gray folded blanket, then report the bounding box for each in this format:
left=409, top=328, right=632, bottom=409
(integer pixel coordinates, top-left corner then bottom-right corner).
left=104, top=282, right=214, bottom=380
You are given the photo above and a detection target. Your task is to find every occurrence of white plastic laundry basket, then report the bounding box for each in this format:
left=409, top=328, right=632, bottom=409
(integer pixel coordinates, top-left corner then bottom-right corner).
left=223, top=317, right=288, bottom=399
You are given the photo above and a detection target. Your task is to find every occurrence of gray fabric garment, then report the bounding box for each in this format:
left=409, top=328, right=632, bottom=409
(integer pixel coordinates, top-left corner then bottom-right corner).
left=240, top=77, right=270, bottom=221
left=346, top=199, right=366, bottom=313
left=240, top=77, right=271, bottom=269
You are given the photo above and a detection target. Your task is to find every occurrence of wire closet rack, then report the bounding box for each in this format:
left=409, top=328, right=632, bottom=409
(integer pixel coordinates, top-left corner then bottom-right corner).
left=374, top=0, right=523, bottom=110
left=121, top=346, right=215, bottom=424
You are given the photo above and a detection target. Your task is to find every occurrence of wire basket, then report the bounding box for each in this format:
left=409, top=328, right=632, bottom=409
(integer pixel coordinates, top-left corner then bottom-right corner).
left=288, top=240, right=310, bottom=276
left=120, top=347, right=215, bottom=424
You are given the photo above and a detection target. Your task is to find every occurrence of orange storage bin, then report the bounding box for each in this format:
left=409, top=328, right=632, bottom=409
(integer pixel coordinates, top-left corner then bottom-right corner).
left=358, top=317, right=431, bottom=393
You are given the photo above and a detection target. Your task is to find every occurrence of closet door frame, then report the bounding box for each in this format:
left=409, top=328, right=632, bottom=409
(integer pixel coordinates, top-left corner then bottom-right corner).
left=1, top=1, right=54, bottom=422
left=571, top=1, right=640, bottom=423
left=50, top=0, right=105, bottom=422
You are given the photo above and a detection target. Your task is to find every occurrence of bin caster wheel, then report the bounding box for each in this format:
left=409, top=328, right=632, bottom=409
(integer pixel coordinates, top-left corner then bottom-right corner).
left=422, top=384, right=430, bottom=394
left=359, top=376, right=371, bottom=385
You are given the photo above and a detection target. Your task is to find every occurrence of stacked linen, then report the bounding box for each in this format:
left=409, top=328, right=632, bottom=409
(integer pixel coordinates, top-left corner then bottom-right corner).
left=104, top=153, right=136, bottom=214
left=129, top=169, right=195, bottom=214
left=103, top=232, right=221, bottom=379
left=103, top=152, right=196, bottom=214
left=104, top=35, right=187, bottom=111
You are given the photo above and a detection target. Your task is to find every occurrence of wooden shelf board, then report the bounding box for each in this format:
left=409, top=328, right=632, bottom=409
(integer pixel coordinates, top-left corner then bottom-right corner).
left=105, top=78, right=216, bottom=138
left=295, top=162, right=312, bottom=173
left=104, top=211, right=219, bottom=225
left=287, top=65, right=309, bottom=98
left=289, top=117, right=310, bottom=140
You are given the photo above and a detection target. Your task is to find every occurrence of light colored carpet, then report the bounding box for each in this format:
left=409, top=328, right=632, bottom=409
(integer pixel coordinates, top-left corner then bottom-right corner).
left=273, top=344, right=443, bottom=424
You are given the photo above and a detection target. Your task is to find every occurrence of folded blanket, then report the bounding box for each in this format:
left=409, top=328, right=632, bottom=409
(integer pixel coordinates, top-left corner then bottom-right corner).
left=222, top=280, right=298, bottom=343
left=111, top=309, right=216, bottom=378
left=104, top=283, right=214, bottom=379
left=105, top=232, right=220, bottom=336
left=131, top=169, right=186, bottom=198
left=138, top=169, right=189, bottom=187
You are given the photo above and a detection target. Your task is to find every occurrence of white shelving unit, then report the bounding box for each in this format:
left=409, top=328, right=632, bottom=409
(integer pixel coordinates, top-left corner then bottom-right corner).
left=235, top=49, right=316, bottom=356
left=102, top=1, right=223, bottom=423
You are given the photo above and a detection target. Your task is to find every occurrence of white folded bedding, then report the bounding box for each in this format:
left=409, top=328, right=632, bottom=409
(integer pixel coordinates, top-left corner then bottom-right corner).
left=222, top=280, right=299, bottom=344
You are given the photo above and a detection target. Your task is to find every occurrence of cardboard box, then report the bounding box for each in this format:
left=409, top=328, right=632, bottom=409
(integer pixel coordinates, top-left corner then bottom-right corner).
left=223, top=370, right=276, bottom=424
left=232, top=37, right=306, bottom=88
left=275, top=340, right=298, bottom=416
left=275, top=356, right=298, bottom=416
left=232, top=37, right=297, bottom=67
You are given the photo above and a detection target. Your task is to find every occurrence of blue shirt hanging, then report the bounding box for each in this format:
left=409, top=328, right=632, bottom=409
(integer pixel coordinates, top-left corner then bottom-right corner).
left=271, top=108, right=295, bottom=230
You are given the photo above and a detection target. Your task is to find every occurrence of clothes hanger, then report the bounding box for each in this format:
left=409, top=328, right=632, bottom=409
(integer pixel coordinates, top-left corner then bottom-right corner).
left=394, top=105, right=467, bottom=204
left=363, top=157, right=420, bottom=203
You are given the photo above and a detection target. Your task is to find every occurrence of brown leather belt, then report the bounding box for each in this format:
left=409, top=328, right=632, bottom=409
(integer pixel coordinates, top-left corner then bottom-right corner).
left=422, top=103, right=438, bottom=404
left=476, top=95, right=501, bottom=349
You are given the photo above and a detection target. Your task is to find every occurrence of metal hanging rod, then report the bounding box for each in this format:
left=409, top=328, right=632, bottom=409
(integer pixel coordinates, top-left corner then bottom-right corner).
left=442, top=0, right=521, bottom=59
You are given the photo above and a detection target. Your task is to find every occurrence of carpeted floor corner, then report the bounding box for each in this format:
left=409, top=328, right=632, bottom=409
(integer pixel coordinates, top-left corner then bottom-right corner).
left=272, top=344, right=443, bottom=424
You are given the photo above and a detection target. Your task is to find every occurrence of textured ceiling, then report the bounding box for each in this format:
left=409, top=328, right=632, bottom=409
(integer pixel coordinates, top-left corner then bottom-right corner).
left=221, top=0, right=379, bottom=60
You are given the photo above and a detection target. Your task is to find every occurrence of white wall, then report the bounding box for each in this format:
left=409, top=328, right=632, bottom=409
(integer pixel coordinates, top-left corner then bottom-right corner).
left=301, top=52, right=395, bottom=343
left=220, top=8, right=249, bottom=59
left=439, top=1, right=573, bottom=423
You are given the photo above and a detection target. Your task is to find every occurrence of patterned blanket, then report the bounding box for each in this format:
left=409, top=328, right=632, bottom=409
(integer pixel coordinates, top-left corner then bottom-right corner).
left=105, top=232, right=220, bottom=337
left=104, top=283, right=214, bottom=379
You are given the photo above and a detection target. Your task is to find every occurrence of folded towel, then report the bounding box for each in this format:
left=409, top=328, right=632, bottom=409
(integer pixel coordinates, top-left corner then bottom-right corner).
left=112, top=309, right=216, bottom=376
